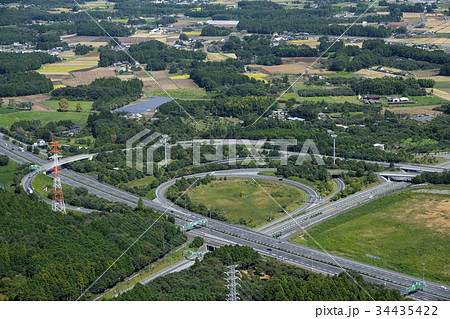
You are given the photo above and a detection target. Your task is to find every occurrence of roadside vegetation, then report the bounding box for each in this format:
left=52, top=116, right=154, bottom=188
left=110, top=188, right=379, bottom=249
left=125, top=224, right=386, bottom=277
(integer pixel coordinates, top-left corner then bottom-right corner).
left=291, top=189, right=450, bottom=284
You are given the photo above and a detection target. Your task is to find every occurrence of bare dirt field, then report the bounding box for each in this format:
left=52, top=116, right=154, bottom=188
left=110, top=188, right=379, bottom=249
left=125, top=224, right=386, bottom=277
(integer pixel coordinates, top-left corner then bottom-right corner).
left=64, top=67, right=116, bottom=86
left=399, top=197, right=450, bottom=234
left=8, top=94, right=54, bottom=111
left=172, top=78, right=199, bottom=89
left=281, top=57, right=326, bottom=64
left=251, top=62, right=333, bottom=75
left=64, top=35, right=154, bottom=46
left=140, top=70, right=177, bottom=90
left=383, top=105, right=442, bottom=116
left=432, top=88, right=450, bottom=101
left=411, top=69, right=441, bottom=77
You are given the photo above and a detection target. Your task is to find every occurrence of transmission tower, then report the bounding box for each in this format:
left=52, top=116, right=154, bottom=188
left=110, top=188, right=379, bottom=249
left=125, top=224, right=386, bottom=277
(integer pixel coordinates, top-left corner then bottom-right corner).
left=48, top=141, right=66, bottom=214
left=225, top=265, right=240, bottom=301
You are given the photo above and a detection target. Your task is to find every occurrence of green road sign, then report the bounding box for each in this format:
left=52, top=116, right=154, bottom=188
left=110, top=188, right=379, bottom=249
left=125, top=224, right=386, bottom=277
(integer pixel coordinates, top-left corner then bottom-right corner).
left=408, top=282, right=424, bottom=292
left=185, top=222, right=194, bottom=229
left=184, top=250, right=203, bottom=258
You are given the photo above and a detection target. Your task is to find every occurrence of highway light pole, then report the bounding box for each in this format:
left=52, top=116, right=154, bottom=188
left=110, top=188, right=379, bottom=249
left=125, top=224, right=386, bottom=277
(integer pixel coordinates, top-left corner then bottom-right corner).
left=331, top=134, right=337, bottom=165
left=422, top=263, right=425, bottom=286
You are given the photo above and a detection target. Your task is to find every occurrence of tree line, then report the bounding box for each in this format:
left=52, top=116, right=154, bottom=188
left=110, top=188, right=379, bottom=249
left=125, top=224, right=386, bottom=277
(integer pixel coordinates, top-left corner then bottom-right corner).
left=113, top=245, right=407, bottom=301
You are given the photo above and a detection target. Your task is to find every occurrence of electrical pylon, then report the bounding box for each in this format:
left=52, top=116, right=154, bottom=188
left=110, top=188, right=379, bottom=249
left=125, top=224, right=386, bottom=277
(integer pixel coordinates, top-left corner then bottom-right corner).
left=48, top=141, right=66, bottom=214
left=225, top=265, right=240, bottom=301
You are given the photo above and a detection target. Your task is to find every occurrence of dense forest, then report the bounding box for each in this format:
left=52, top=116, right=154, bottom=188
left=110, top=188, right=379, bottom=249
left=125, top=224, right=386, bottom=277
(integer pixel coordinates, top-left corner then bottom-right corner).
left=0, top=52, right=59, bottom=74
left=0, top=52, right=58, bottom=97
left=0, top=188, right=186, bottom=301
left=51, top=77, right=143, bottom=111
left=113, top=245, right=407, bottom=301
left=326, top=39, right=450, bottom=72
left=0, top=71, right=53, bottom=97
left=98, top=40, right=206, bottom=68
left=412, top=171, right=450, bottom=185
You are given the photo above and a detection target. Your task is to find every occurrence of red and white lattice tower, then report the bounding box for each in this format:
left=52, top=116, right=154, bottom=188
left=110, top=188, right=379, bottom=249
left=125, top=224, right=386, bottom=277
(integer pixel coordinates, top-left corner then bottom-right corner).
left=48, top=141, right=66, bottom=214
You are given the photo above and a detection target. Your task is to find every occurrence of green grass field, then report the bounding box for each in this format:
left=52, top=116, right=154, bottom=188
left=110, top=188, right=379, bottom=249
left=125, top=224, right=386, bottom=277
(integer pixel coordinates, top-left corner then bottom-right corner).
left=290, top=189, right=450, bottom=284
left=0, top=106, right=24, bottom=114
left=0, top=160, right=19, bottom=186
left=146, top=88, right=211, bottom=99
left=403, top=96, right=449, bottom=107
left=186, top=178, right=306, bottom=228
left=434, top=82, right=450, bottom=89
left=0, top=111, right=90, bottom=129
left=41, top=100, right=94, bottom=112
left=32, top=173, right=54, bottom=197
left=301, top=96, right=360, bottom=104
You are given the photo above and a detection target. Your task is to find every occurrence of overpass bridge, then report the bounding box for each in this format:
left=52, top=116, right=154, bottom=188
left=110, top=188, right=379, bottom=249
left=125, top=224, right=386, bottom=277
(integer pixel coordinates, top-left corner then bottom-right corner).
left=377, top=171, right=419, bottom=181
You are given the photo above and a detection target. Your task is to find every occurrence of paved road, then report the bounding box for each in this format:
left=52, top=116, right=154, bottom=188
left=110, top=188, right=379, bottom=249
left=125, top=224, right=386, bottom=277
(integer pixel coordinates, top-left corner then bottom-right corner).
left=263, top=182, right=409, bottom=238
left=256, top=178, right=345, bottom=233
left=3, top=140, right=449, bottom=300
left=190, top=227, right=445, bottom=301
left=154, top=171, right=449, bottom=300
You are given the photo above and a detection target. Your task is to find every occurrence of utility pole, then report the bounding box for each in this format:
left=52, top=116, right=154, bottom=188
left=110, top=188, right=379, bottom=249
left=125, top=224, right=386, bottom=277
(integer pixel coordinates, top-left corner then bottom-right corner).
left=162, top=135, right=168, bottom=168
left=225, top=265, right=240, bottom=301
left=331, top=134, right=337, bottom=165
left=422, top=263, right=425, bottom=286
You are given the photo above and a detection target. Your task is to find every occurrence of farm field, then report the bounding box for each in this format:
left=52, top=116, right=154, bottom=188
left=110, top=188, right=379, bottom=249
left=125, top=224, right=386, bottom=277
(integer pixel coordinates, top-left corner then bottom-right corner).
left=186, top=178, right=306, bottom=228
left=38, top=52, right=99, bottom=74
left=429, top=88, right=450, bottom=102
left=383, top=105, right=443, bottom=116
left=290, top=189, right=450, bottom=284
left=205, top=53, right=229, bottom=62
left=145, top=88, right=211, bottom=100
left=6, top=94, right=54, bottom=111
left=41, top=100, right=94, bottom=112
left=242, top=73, right=269, bottom=83
left=0, top=111, right=90, bottom=129
left=64, top=67, right=116, bottom=86
left=141, top=70, right=201, bottom=92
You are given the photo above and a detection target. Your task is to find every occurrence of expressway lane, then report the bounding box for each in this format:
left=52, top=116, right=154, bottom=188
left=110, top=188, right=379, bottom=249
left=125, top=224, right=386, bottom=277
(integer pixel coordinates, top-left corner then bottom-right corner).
left=256, top=177, right=345, bottom=233
left=189, top=227, right=445, bottom=301
left=154, top=172, right=449, bottom=299
left=264, top=182, right=409, bottom=238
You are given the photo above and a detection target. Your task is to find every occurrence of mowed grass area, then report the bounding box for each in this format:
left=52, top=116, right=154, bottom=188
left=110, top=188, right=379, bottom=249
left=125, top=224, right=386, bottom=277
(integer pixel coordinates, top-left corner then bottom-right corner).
left=41, top=100, right=94, bottom=112
left=290, top=189, right=450, bottom=284
left=32, top=173, right=53, bottom=197
left=145, top=88, right=211, bottom=99
left=0, top=111, right=90, bottom=129
left=186, top=178, right=306, bottom=228
left=0, top=160, right=19, bottom=186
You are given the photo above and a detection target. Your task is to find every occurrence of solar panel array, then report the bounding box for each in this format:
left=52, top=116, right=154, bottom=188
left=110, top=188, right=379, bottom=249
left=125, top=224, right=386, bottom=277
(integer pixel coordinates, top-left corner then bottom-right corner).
left=113, top=96, right=174, bottom=114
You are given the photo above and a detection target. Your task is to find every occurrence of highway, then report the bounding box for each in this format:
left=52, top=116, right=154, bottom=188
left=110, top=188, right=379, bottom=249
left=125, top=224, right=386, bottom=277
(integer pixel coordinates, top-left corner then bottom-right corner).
left=256, top=177, right=345, bottom=233
left=2, top=139, right=449, bottom=300
left=261, top=181, right=409, bottom=238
